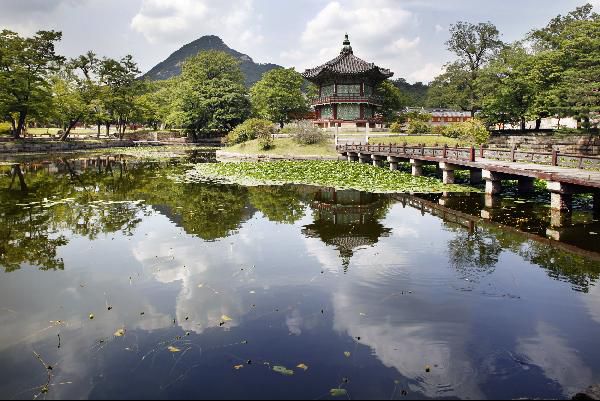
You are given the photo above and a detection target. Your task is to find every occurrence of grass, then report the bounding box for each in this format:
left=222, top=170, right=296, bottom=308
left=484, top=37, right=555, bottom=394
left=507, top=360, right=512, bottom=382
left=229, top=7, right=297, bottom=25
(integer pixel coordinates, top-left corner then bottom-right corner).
left=225, top=138, right=338, bottom=157
left=367, top=135, right=467, bottom=147
left=0, top=122, right=11, bottom=136
left=183, top=161, right=476, bottom=194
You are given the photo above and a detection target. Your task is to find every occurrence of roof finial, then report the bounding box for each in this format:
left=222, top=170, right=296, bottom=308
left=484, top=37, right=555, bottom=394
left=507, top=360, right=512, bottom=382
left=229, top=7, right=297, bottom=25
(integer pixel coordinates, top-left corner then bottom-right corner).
left=342, top=33, right=353, bottom=54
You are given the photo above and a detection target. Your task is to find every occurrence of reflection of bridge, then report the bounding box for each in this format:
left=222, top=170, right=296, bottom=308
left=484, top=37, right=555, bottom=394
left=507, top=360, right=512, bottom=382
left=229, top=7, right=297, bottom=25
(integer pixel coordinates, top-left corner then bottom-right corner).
left=338, top=143, right=600, bottom=220
left=394, top=193, right=600, bottom=262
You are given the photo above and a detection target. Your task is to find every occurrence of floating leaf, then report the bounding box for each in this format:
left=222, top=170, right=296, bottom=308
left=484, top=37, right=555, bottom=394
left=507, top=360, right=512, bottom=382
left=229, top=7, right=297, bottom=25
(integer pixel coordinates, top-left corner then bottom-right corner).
left=89, top=314, right=94, bottom=320
left=344, top=352, right=351, bottom=358
left=273, top=366, right=294, bottom=376
left=233, top=365, right=244, bottom=370
left=221, top=315, right=233, bottom=322
left=168, top=346, right=181, bottom=353
left=330, top=388, right=348, bottom=397
left=296, top=363, right=309, bottom=371
left=114, top=328, right=126, bottom=337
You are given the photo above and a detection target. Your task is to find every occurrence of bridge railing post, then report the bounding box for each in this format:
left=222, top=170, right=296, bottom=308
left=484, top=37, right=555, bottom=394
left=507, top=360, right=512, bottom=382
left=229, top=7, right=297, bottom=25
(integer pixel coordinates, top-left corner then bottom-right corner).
left=470, top=146, right=475, bottom=162
left=480, top=145, right=485, bottom=159
left=552, top=150, right=559, bottom=166
left=511, top=146, right=516, bottom=163
left=443, top=144, right=448, bottom=159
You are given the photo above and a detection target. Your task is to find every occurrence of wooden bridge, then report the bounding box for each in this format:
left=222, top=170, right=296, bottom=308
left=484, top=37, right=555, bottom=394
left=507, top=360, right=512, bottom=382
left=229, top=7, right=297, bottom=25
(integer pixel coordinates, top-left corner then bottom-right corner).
left=337, top=143, right=600, bottom=215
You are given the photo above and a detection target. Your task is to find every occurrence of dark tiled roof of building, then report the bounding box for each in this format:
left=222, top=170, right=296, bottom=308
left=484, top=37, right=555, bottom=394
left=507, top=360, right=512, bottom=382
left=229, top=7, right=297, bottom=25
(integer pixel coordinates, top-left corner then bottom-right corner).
left=302, top=35, right=393, bottom=81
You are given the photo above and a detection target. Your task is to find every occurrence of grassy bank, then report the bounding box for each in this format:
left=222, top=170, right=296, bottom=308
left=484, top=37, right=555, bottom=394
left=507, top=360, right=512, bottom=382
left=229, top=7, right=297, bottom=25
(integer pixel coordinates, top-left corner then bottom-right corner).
left=366, top=135, right=467, bottom=147
left=183, top=161, right=476, bottom=193
left=226, top=138, right=338, bottom=157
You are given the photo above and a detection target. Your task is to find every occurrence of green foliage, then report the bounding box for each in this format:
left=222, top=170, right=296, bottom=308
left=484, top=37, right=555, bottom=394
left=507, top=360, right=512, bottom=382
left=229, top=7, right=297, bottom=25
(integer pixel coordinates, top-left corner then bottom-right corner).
left=289, top=120, right=326, bottom=145
left=0, top=122, right=11, bottom=135
left=407, top=120, right=432, bottom=135
left=172, top=51, right=251, bottom=139
left=186, top=161, right=476, bottom=194
left=226, top=118, right=275, bottom=146
left=391, top=78, right=429, bottom=107
left=442, top=119, right=490, bottom=144
left=389, top=122, right=404, bottom=133
left=0, top=30, right=65, bottom=138
left=250, top=68, right=308, bottom=128
left=376, top=80, right=410, bottom=123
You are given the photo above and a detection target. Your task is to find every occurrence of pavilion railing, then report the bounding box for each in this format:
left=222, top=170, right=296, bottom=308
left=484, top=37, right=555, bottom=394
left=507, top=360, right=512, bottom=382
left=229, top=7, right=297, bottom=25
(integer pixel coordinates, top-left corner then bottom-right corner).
left=336, top=143, right=600, bottom=172
left=311, top=94, right=384, bottom=106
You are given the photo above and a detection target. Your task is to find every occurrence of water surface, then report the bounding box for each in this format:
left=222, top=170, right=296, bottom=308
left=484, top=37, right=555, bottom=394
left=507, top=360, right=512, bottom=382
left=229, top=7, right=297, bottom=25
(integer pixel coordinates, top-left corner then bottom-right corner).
left=1, top=152, right=599, bottom=400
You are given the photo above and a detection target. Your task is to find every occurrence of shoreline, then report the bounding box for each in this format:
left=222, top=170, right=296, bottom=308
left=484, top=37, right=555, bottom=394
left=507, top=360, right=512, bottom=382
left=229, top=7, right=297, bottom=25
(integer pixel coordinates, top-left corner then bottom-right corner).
left=216, top=149, right=340, bottom=162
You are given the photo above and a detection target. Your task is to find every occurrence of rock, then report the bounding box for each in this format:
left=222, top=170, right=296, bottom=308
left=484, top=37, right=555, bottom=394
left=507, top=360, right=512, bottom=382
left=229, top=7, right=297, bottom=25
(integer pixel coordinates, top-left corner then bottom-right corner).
left=574, top=385, right=600, bottom=400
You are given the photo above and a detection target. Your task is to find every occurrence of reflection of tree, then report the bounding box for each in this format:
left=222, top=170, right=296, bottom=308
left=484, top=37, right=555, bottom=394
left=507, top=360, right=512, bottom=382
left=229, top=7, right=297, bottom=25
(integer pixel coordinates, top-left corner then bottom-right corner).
left=446, top=227, right=503, bottom=281
left=249, top=186, right=306, bottom=224
left=302, top=188, right=392, bottom=270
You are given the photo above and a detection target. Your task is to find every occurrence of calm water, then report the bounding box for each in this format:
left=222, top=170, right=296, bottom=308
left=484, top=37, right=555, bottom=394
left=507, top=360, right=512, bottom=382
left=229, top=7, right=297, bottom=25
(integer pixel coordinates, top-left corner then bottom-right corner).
left=1, top=151, right=600, bottom=400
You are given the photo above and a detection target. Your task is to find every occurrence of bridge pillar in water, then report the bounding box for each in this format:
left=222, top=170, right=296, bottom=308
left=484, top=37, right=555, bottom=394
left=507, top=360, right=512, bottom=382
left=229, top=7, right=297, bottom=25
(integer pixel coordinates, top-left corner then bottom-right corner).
left=410, top=159, right=424, bottom=177
left=483, top=170, right=503, bottom=195
left=439, top=162, right=459, bottom=185
left=547, top=181, right=574, bottom=212
left=518, top=177, right=535, bottom=194
left=470, top=169, right=483, bottom=185
left=358, top=153, right=370, bottom=164
left=388, top=156, right=400, bottom=171
left=594, top=192, right=600, bottom=216
left=372, top=155, right=385, bottom=168
left=347, top=152, right=359, bottom=162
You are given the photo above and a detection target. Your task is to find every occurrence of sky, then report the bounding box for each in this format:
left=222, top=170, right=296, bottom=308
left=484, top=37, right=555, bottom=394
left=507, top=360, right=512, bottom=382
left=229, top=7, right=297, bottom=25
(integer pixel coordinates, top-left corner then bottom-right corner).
left=0, top=0, right=598, bottom=83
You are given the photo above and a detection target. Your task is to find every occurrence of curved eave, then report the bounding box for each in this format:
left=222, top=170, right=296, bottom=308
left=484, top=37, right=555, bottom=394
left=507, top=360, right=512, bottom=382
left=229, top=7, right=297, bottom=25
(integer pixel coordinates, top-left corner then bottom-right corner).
left=302, top=68, right=394, bottom=85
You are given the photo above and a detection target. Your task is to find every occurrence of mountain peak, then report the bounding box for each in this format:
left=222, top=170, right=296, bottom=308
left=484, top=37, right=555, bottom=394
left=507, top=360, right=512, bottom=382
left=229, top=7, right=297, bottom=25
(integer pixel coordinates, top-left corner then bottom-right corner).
left=143, top=35, right=281, bottom=86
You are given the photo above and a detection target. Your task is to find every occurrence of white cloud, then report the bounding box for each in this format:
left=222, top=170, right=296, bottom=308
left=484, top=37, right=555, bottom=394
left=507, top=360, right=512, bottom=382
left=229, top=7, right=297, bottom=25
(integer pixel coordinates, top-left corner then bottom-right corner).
left=435, top=24, right=445, bottom=33
left=281, top=0, right=443, bottom=83
left=408, top=62, right=444, bottom=83
left=131, top=0, right=264, bottom=50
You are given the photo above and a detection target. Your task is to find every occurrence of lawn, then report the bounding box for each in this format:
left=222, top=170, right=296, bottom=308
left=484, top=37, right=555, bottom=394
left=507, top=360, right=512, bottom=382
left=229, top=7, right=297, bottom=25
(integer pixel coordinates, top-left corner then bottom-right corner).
left=367, top=135, right=468, bottom=147
left=225, top=138, right=338, bottom=157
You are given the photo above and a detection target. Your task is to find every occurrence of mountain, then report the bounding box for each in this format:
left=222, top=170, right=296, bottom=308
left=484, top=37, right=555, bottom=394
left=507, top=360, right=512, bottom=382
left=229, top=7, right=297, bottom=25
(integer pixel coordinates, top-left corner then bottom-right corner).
left=143, top=35, right=282, bottom=87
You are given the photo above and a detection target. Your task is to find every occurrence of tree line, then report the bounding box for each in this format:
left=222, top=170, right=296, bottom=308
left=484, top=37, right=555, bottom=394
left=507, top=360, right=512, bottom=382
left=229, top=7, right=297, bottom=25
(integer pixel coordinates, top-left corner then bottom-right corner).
left=427, top=3, right=600, bottom=131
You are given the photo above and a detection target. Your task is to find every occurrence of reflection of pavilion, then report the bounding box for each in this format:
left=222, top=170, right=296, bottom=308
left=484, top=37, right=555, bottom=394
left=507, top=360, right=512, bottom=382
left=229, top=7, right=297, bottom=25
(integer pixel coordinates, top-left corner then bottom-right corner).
left=302, top=188, right=391, bottom=270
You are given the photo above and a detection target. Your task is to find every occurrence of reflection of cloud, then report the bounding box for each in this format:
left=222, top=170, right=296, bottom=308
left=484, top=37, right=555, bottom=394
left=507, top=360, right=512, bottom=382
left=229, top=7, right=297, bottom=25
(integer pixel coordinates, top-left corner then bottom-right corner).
left=517, top=322, right=593, bottom=397
left=582, top=284, right=600, bottom=325
left=286, top=309, right=303, bottom=336
left=331, top=285, right=482, bottom=398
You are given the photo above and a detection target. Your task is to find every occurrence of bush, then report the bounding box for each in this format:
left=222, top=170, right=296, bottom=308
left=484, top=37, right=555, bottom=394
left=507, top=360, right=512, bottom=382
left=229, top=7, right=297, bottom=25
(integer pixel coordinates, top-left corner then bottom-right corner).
left=226, top=118, right=275, bottom=146
left=441, top=119, right=490, bottom=144
left=258, top=128, right=274, bottom=150
left=390, top=122, right=404, bottom=133
left=431, top=125, right=446, bottom=136
left=407, top=120, right=432, bottom=135
left=289, top=120, right=325, bottom=145
left=0, top=122, right=11, bottom=136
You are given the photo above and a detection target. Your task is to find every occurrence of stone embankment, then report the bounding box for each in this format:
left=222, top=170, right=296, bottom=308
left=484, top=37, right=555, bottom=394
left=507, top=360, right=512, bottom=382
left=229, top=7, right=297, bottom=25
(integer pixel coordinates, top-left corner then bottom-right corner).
left=0, top=139, right=134, bottom=154
left=489, top=134, right=600, bottom=155
left=216, top=150, right=340, bottom=161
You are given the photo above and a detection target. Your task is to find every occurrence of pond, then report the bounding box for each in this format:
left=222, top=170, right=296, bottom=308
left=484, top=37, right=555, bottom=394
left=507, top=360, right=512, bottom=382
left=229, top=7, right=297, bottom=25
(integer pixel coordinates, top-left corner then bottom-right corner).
left=0, top=149, right=599, bottom=400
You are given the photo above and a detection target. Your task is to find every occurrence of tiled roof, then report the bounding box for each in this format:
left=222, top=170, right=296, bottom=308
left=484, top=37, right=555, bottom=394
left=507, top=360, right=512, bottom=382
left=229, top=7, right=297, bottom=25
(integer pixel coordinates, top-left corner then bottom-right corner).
left=302, top=35, right=393, bottom=81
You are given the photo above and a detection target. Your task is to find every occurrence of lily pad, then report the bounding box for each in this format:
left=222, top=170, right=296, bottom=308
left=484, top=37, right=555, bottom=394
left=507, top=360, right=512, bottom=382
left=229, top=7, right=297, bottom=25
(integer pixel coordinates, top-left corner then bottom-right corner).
left=114, top=328, right=126, bottom=337
left=330, top=388, right=348, bottom=397
left=273, top=365, right=294, bottom=376
left=296, top=363, right=309, bottom=371
left=168, top=346, right=182, bottom=353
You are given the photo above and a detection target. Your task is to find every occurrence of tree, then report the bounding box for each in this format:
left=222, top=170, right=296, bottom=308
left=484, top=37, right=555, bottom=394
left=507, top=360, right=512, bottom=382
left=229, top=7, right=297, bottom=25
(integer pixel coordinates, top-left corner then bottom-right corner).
left=53, top=52, right=102, bottom=141
left=478, top=44, right=537, bottom=130
left=427, top=62, right=472, bottom=111
left=0, top=30, right=64, bottom=138
left=442, top=22, right=504, bottom=116
left=99, top=55, right=143, bottom=138
left=172, top=51, right=251, bottom=140
left=376, top=80, right=410, bottom=123
left=134, top=79, right=176, bottom=130
left=250, top=68, right=308, bottom=128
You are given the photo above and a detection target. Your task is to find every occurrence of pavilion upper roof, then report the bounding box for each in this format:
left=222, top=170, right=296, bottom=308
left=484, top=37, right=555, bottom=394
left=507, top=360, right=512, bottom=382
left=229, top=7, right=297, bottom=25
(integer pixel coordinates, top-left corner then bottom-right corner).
left=302, top=34, right=394, bottom=83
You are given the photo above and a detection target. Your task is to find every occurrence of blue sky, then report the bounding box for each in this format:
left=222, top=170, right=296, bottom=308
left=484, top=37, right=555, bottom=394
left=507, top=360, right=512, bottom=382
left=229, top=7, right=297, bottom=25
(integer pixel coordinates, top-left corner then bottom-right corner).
left=1, top=0, right=597, bottom=82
